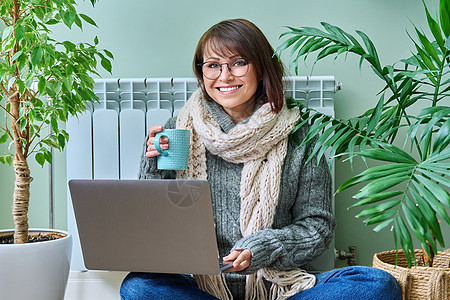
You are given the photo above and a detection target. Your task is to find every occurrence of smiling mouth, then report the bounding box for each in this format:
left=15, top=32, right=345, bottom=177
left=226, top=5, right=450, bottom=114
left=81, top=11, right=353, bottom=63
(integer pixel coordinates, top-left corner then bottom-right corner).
left=217, top=86, right=241, bottom=92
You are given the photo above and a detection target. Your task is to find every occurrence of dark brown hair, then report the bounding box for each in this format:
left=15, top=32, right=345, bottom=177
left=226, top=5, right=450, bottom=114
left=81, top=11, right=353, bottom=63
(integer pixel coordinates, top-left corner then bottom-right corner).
left=193, top=19, right=285, bottom=113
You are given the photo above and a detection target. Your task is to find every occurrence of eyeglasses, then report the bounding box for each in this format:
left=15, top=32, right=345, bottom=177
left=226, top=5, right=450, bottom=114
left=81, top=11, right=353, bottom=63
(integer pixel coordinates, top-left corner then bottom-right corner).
left=198, top=58, right=251, bottom=80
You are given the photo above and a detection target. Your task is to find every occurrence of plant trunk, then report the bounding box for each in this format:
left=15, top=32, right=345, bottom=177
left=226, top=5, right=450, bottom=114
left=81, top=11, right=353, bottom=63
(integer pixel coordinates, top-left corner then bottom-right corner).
left=422, top=244, right=435, bottom=267
left=13, top=158, right=33, bottom=244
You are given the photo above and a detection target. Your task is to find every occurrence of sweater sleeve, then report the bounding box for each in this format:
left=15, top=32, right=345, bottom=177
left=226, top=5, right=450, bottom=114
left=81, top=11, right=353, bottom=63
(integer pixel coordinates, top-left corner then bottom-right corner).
left=137, top=117, right=177, bottom=179
left=231, top=126, right=336, bottom=273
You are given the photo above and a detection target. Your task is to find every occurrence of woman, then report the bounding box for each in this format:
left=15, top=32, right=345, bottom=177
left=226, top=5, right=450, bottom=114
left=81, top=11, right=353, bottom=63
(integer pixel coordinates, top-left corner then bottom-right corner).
left=120, top=19, right=401, bottom=300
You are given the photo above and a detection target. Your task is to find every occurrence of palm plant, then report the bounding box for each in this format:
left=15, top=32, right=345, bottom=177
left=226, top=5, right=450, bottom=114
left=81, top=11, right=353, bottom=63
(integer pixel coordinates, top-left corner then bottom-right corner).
left=277, top=0, right=449, bottom=267
left=0, top=0, right=112, bottom=244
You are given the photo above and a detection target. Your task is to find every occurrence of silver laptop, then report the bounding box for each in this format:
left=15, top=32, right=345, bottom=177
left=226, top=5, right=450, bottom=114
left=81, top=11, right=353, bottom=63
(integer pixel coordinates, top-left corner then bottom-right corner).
left=69, top=179, right=232, bottom=275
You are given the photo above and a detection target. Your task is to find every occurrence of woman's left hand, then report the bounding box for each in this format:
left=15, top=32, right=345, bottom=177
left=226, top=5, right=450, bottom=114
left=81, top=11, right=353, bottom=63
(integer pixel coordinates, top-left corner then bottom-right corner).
left=223, top=249, right=252, bottom=272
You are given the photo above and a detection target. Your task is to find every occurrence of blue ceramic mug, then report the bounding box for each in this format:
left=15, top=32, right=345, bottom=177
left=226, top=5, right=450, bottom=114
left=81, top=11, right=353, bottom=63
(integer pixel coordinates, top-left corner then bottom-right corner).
left=154, top=129, right=190, bottom=170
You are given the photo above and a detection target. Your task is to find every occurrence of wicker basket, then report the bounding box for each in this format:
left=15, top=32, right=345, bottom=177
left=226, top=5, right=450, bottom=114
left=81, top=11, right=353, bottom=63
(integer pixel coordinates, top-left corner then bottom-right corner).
left=372, top=249, right=450, bottom=300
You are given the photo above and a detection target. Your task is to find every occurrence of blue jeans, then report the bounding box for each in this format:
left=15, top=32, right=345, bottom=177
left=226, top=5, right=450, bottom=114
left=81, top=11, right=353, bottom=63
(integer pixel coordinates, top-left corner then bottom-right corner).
left=120, top=266, right=401, bottom=300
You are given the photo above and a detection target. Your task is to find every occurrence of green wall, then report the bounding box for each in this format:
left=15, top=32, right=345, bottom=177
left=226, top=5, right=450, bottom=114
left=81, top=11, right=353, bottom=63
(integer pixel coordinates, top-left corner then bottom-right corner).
left=1, top=0, right=448, bottom=266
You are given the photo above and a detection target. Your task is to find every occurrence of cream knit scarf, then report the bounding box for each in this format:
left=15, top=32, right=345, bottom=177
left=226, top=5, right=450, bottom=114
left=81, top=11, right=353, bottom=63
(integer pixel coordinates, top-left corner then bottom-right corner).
left=176, top=89, right=316, bottom=300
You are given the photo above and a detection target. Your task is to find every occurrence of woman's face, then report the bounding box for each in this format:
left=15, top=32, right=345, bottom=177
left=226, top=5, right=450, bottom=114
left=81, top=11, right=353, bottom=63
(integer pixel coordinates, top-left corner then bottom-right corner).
left=202, top=42, right=260, bottom=123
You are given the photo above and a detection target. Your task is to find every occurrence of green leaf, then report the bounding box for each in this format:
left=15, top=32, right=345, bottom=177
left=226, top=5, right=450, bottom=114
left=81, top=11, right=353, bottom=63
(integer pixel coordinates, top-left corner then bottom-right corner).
left=414, top=27, right=441, bottom=65
left=356, top=199, right=401, bottom=218
left=339, top=163, right=414, bottom=192
left=51, top=117, right=59, bottom=134
left=7, top=76, right=16, bottom=90
left=350, top=190, right=404, bottom=208
left=315, top=125, right=345, bottom=161
left=373, top=117, right=395, bottom=139
left=19, top=118, right=27, bottom=133
left=417, top=114, right=445, bottom=147
left=364, top=209, right=398, bottom=226
left=418, top=106, right=450, bottom=117
left=373, top=218, right=394, bottom=232
left=366, top=94, right=384, bottom=133
left=407, top=195, right=437, bottom=253
left=299, top=116, right=332, bottom=148
left=402, top=201, right=435, bottom=258
left=0, top=155, right=13, bottom=166
left=393, top=220, right=400, bottom=254
left=307, top=123, right=340, bottom=164
left=35, top=152, right=45, bottom=167
left=427, top=147, right=450, bottom=163
left=46, top=19, right=60, bottom=25
left=414, top=174, right=450, bottom=207
left=329, top=129, right=354, bottom=160
left=100, top=57, right=112, bottom=73
left=10, top=50, right=23, bottom=64
left=317, top=45, right=341, bottom=60
left=0, top=132, right=9, bottom=144
left=409, top=189, right=445, bottom=247
left=62, top=41, right=76, bottom=51
left=395, top=216, right=415, bottom=268
left=103, top=49, right=114, bottom=59
left=74, top=14, right=83, bottom=30
left=61, top=130, right=69, bottom=141
left=44, top=148, right=52, bottom=164
left=383, top=143, right=417, bottom=163
left=355, top=30, right=381, bottom=69
left=321, top=22, right=350, bottom=43
left=276, top=34, right=302, bottom=57
left=440, top=0, right=450, bottom=36
left=15, top=25, right=25, bottom=42
left=16, top=80, right=25, bottom=94
left=354, top=173, right=410, bottom=199
left=297, top=37, right=324, bottom=58
left=418, top=169, right=450, bottom=188
left=346, top=134, right=360, bottom=166
left=420, top=163, right=450, bottom=176
left=412, top=42, right=437, bottom=77
left=34, top=6, right=45, bottom=21
left=411, top=180, right=450, bottom=225
left=62, top=11, right=77, bottom=29
left=422, top=1, right=445, bottom=50
left=42, top=136, right=59, bottom=148
left=79, top=13, right=98, bottom=27
left=357, top=148, right=416, bottom=164
left=31, top=46, right=44, bottom=66
left=6, top=155, right=13, bottom=166
left=62, top=77, right=72, bottom=92
left=433, top=118, right=450, bottom=153
left=57, top=133, right=66, bottom=149
left=2, top=26, right=13, bottom=41
left=38, top=76, right=46, bottom=94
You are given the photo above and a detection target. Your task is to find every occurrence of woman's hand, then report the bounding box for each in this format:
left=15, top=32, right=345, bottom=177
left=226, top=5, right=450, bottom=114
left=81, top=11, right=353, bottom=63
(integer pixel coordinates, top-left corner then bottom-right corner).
left=223, top=249, right=252, bottom=272
left=145, top=125, right=168, bottom=158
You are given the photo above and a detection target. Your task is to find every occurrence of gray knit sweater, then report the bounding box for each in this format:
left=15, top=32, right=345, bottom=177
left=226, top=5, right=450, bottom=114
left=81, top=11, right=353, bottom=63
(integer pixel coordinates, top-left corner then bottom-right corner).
left=138, top=99, right=335, bottom=299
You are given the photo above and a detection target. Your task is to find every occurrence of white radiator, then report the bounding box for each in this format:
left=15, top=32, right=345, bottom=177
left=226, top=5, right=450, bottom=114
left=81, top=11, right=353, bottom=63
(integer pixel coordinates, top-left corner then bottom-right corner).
left=66, top=76, right=340, bottom=271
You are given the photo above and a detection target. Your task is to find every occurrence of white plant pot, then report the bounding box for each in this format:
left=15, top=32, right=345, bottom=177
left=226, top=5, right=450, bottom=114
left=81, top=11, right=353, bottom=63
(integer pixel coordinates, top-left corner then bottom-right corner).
left=0, top=228, right=72, bottom=300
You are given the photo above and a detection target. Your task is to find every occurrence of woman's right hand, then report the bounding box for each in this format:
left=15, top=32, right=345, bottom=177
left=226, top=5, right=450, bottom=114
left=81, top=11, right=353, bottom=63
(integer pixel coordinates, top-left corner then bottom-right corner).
left=145, top=125, right=168, bottom=158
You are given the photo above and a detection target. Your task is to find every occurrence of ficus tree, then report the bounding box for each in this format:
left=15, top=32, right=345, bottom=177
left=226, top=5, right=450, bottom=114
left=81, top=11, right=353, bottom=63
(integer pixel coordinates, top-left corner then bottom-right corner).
left=0, top=0, right=112, bottom=243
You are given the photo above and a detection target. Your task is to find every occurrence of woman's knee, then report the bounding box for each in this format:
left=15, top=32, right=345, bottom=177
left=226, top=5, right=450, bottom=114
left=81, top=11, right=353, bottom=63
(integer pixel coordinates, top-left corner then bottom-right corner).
left=120, top=272, right=169, bottom=299
left=120, top=272, right=199, bottom=300
left=341, top=266, right=401, bottom=299
left=120, top=272, right=150, bottom=299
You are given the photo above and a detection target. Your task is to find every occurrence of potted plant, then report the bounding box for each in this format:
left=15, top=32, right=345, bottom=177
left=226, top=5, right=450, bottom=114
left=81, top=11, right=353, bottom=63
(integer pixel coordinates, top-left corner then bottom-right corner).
left=0, top=0, right=112, bottom=299
left=277, top=0, right=449, bottom=298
